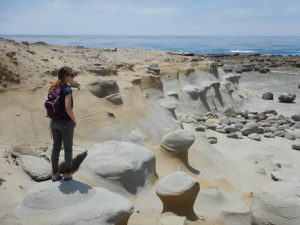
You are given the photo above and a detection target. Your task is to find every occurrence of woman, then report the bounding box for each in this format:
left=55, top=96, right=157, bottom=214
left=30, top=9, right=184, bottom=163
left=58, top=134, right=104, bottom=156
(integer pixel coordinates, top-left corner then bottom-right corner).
left=49, top=66, right=76, bottom=181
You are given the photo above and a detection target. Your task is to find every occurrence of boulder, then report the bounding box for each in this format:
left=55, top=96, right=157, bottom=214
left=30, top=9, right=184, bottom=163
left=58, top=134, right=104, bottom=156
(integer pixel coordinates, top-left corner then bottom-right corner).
left=86, top=65, right=118, bottom=76
left=262, top=92, right=274, bottom=100
left=194, top=125, right=206, bottom=132
left=248, top=133, right=261, bottom=141
left=227, top=133, right=239, bottom=139
left=278, top=93, right=296, bottom=103
left=293, top=122, right=300, bottom=129
left=264, top=133, right=275, bottom=138
left=19, top=155, right=51, bottom=181
left=292, top=144, right=300, bottom=151
left=263, top=109, right=278, bottom=115
left=251, top=180, right=300, bottom=225
left=147, top=64, right=160, bottom=75
left=233, top=122, right=244, bottom=130
left=161, top=129, right=195, bottom=153
left=224, top=125, right=239, bottom=133
left=81, top=141, right=156, bottom=194
left=241, top=122, right=260, bottom=136
left=156, top=172, right=199, bottom=220
left=16, top=180, right=133, bottom=225
left=205, top=118, right=220, bottom=130
left=106, top=93, right=123, bottom=105
left=275, top=130, right=286, bottom=137
left=259, top=68, right=270, bottom=73
left=291, top=114, right=300, bottom=121
left=285, top=133, right=296, bottom=140
left=87, top=78, right=119, bottom=98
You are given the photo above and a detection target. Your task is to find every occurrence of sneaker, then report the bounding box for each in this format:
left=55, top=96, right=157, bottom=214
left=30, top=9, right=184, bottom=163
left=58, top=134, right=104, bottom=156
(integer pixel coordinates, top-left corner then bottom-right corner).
left=63, top=172, right=73, bottom=181
left=52, top=172, right=62, bottom=182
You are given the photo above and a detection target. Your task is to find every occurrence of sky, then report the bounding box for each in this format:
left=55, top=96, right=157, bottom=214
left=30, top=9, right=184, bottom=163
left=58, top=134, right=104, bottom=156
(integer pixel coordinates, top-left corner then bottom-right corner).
left=0, top=0, right=300, bottom=36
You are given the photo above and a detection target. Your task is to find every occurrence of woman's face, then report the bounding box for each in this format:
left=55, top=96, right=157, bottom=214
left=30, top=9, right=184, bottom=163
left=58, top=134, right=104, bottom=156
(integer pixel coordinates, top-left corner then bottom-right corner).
left=64, top=71, right=75, bottom=84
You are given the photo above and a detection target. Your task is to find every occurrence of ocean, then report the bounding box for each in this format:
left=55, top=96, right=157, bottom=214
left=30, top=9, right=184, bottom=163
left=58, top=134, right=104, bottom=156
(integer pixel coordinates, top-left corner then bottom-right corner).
left=1, top=35, right=300, bottom=56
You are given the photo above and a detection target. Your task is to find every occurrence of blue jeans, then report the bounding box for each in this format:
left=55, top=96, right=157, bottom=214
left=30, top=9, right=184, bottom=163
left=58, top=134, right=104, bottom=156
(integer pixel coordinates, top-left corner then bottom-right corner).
left=50, top=120, right=75, bottom=174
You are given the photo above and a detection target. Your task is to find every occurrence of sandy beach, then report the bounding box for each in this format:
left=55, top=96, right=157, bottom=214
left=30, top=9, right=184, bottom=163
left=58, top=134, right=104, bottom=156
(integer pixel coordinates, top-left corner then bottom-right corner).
left=0, top=38, right=300, bottom=225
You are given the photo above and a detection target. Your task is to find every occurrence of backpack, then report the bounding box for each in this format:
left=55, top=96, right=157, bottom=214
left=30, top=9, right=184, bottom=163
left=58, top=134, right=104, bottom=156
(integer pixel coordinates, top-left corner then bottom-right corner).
left=44, top=87, right=64, bottom=120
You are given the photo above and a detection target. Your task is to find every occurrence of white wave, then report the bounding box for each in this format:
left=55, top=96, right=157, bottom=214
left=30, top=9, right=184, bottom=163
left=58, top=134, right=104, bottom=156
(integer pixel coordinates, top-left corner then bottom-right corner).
left=230, top=50, right=256, bottom=53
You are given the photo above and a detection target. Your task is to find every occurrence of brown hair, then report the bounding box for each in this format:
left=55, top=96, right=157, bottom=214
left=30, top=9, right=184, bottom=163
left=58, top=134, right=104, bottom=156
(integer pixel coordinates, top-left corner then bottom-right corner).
left=49, top=66, right=73, bottom=91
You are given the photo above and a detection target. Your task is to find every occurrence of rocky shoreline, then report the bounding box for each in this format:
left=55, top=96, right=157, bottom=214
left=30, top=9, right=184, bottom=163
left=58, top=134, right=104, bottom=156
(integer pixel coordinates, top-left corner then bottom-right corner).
left=206, top=53, right=300, bottom=74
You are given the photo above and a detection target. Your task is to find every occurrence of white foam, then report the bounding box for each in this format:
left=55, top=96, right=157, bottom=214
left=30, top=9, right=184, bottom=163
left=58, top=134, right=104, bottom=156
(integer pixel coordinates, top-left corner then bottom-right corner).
left=230, top=50, right=256, bottom=53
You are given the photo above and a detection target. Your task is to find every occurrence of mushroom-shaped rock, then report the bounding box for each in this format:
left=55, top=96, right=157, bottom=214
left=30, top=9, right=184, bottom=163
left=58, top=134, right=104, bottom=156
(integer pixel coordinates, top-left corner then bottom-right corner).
left=278, top=93, right=296, bottom=103
left=156, top=172, right=200, bottom=220
left=19, top=155, right=51, bottom=181
left=251, top=180, right=300, bottom=225
left=81, top=141, right=156, bottom=194
left=87, top=78, right=119, bottom=98
left=161, top=129, right=195, bottom=153
left=16, top=180, right=133, bottom=225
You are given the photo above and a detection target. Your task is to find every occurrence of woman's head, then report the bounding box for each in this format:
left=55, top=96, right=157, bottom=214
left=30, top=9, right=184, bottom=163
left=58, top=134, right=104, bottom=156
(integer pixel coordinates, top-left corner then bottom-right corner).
left=58, top=66, right=74, bottom=82
left=49, top=66, right=74, bottom=91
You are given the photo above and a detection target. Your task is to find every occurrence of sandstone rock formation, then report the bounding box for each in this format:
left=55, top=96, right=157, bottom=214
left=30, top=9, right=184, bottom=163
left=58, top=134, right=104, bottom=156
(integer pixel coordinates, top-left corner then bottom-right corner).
left=16, top=180, right=134, bottom=225
left=80, top=141, right=156, bottom=194
left=161, top=129, right=195, bottom=153
left=251, top=180, right=300, bottom=225
left=19, top=155, right=51, bottom=181
left=156, top=171, right=199, bottom=220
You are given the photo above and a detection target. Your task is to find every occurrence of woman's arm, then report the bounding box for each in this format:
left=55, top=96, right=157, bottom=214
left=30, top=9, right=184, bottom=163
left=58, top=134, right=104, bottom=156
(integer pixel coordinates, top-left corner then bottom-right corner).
left=65, top=94, right=76, bottom=125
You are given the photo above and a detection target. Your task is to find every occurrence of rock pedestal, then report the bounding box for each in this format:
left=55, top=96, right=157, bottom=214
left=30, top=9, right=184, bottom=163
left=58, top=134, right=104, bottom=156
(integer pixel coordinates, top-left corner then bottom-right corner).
left=156, top=172, right=200, bottom=220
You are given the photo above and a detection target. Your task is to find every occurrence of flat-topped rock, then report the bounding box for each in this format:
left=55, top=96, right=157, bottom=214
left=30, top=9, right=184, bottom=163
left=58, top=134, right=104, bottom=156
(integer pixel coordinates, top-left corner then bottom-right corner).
left=156, top=172, right=198, bottom=195
left=19, top=155, right=51, bottom=181
left=161, top=129, right=195, bottom=153
left=17, top=180, right=133, bottom=225
left=278, top=93, right=296, bottom=103
left=81, top=141, right=156, bottom=193
left=251, top=180, right=300, bottom=225
left=156, top=172, right=199, bottom=220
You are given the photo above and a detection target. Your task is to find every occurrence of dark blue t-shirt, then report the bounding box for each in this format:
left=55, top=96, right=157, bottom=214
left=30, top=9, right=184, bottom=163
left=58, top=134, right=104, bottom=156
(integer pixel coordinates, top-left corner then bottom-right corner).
left=60, top=83, right=73, bottom=120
